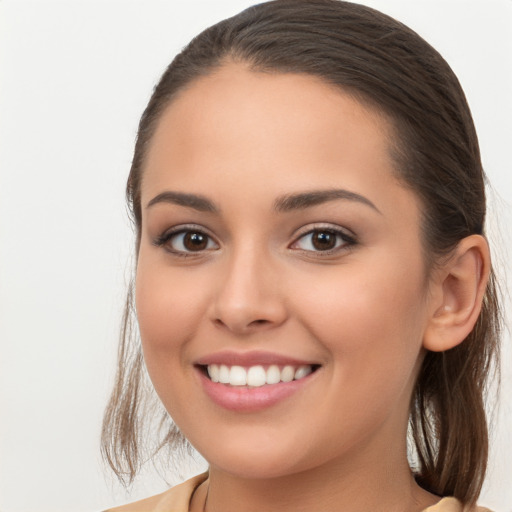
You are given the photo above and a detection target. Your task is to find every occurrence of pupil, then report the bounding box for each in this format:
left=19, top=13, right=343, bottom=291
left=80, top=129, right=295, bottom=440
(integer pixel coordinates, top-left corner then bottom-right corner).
left=312, top=231, right=336, bottom=250
left=184, top=232, right=207, bottom=251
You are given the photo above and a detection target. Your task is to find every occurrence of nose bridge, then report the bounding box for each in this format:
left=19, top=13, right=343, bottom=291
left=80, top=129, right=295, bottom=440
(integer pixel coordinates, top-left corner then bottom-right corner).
left=211, top=239, right=286, bottom=333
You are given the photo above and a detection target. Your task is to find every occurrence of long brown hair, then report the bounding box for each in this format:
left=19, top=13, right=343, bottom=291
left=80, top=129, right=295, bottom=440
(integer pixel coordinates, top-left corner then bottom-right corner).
left=101, top=0, right=502, bottom=503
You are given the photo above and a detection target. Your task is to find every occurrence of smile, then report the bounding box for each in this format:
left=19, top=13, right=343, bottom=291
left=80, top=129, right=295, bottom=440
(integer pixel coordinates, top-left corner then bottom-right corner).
left=195, top=353, right=321, bottom=412
left=205, top=364, right=315, bottom=387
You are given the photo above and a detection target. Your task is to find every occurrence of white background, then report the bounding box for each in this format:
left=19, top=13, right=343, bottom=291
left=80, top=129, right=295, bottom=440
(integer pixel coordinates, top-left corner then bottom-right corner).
left=0, top=1, right=511, bottom=511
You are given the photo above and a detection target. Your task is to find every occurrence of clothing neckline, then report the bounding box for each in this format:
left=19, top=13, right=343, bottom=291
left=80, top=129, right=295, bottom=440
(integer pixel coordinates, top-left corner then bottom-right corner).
left=182, top=473, right=462, bottom=512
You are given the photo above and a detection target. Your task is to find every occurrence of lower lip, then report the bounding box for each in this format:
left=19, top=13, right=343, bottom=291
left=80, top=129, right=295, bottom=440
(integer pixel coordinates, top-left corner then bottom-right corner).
left=197, top=368, right=318, bottom=412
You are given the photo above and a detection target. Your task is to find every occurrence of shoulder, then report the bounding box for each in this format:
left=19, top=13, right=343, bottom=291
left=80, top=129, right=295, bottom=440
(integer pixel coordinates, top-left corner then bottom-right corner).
left=103, top=473, right=208, bottom=512
left=423, top=497, right=494, bottom=512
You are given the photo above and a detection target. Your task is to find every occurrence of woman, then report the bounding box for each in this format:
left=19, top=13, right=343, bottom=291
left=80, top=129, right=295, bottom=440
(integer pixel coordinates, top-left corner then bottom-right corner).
left=102, top=1, right=501, bottom=510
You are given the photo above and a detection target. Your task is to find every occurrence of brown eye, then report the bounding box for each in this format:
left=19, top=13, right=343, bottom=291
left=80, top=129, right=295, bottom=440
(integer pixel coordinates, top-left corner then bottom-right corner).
left=183, top=232, right=208, bottom=251
left=292, top=228, right=354, bottom=253
left=311, top=231, right=337, bottom=250
left=155, top=228, right=219, bottom=254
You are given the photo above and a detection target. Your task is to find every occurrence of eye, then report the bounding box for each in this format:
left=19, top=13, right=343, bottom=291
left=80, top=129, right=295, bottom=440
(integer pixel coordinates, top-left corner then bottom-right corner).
left=153, top=227, right=219, bottom=255
left=291, top=228, right=355, bottom=253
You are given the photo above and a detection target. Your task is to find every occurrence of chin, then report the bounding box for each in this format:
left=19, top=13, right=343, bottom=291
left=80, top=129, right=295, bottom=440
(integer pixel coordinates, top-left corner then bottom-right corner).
left=209, top=455, right=305, bottom=480
left=193, top=432, right=325, bottom=480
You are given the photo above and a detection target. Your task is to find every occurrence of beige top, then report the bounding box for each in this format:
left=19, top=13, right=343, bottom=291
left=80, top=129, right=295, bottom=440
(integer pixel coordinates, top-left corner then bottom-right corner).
left=105, top=473, right=493, bottom=512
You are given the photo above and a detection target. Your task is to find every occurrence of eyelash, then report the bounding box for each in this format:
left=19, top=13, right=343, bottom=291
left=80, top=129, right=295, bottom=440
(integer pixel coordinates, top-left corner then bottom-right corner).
left=152, top=224, right=219, bottom=257
left=152, top=224, right=357, bottom=257
left=290, top=226, right=357, bottom=255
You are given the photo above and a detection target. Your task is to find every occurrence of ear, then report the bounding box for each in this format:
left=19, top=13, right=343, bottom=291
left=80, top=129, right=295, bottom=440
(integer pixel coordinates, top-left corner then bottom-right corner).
left=423, top=235, right=490, bottom=352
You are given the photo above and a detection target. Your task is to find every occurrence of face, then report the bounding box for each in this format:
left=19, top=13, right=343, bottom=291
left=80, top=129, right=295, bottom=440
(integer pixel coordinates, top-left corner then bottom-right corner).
left=136, top=64, right=432, bottom=479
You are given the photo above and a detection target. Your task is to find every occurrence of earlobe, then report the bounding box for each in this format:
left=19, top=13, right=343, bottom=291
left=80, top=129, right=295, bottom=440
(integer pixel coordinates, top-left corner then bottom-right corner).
left=423, top=235, right=490, bottom=352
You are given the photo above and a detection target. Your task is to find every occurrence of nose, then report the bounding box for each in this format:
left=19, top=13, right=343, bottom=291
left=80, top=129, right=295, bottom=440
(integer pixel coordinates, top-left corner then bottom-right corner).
left=209, top=245, right=288, bottom=335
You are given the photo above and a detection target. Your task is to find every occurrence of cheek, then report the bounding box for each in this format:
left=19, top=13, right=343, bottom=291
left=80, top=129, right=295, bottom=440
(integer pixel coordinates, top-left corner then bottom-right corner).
left=292, top=253, right=427, bottom=390
left=134, top=259, right=207, bottom=420
left=289, top=262, right=427, bottom=453
left=134, top=254, right=206, bottom=376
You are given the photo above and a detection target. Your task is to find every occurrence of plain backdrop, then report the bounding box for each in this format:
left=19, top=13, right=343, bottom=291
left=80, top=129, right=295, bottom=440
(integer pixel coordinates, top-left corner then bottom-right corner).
left=0, top=1, right=511, bottom=511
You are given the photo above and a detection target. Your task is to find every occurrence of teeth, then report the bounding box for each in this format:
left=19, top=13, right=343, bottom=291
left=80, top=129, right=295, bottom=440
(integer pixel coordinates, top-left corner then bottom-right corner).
left=219, top=364, right=230, bottom=384
left=294, top=365, right=312, bottom=380
left=207, top=364, right=220, bottom=383
left=230, top=366, right=247, bottom=386
left=266, top=365, right=281, bottom=385
left=206, top=363, right=315, bottom=387
left=280, top=365, right=295, bottom=382
left=247, top=365, right=266, bottom=387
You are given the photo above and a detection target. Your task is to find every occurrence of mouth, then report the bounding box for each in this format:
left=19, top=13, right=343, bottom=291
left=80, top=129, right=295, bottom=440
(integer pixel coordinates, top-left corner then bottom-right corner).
left=198, top=363, right=321, bottom=388
left=195, top=351, right=322, bottom=411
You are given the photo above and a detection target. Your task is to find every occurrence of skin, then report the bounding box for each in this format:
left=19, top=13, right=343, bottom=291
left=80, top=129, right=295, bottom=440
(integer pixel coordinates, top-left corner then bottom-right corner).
left=134, top=63, right=486, bottom=512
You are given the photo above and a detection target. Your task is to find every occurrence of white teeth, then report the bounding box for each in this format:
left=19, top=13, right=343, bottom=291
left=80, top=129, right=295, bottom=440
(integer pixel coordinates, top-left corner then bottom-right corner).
left=218, top=364, right=230, bottom=384
left=247, top=365, right=266, bottom=387
left=206, top=363, right=315, bottom=386
left=229, top=365, right=247, bottom=386
left=280, top=365, right=295, bottom=382
left=207, top=364, right=220, bottom=383
left=294, top=365, right=312, bottom=380
left=266, top=365, right=281, bottom=385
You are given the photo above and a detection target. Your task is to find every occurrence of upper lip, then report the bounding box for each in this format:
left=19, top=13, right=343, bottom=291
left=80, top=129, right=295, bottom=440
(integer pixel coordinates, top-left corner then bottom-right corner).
left=195, top=350, right=319, bottom=367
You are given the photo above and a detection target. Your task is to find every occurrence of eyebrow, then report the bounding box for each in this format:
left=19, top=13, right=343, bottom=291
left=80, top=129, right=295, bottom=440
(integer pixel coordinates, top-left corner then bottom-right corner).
left=274, top=189, right=381, bottom=214
left=146, top=188, right=381, bottom=215
left=146, top=191, right=219, bottom=212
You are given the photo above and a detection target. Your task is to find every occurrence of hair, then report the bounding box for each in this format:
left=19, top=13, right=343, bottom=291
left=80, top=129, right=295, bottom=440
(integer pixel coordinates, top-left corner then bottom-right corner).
left=101, top=0, right=502, bottom=504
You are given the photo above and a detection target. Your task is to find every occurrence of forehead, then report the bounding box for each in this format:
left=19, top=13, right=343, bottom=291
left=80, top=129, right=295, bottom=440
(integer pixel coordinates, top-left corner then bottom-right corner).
left=141, top=63, right=413, bottom=220
left=149, top=64, right=393, bottom=152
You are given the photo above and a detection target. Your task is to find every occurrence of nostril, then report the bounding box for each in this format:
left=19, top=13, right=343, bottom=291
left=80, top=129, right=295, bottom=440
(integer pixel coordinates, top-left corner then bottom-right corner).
left=250, top=319, right=269, bottom=326
left=213, top=317, right=270, bottom=332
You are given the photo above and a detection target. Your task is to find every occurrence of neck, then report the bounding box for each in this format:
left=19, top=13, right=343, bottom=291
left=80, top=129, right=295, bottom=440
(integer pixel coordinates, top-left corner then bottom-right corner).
left=200, top=436, right=437, bottom=512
